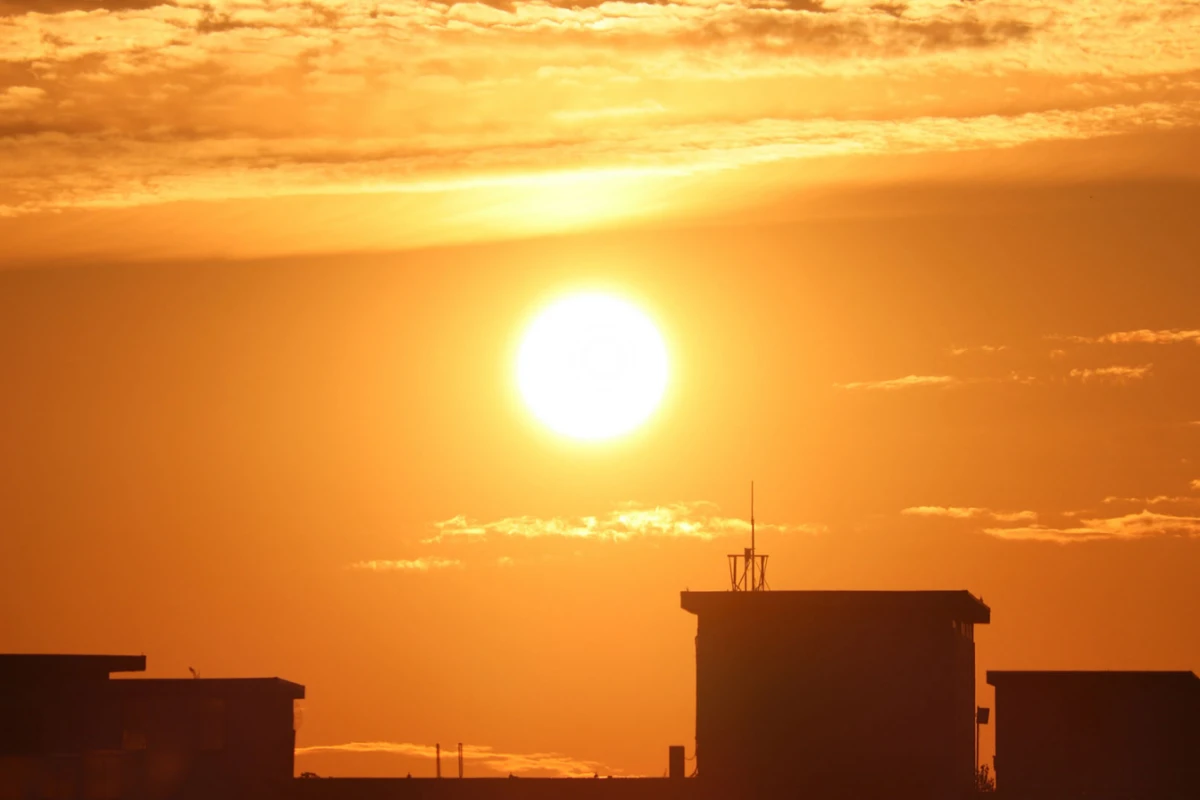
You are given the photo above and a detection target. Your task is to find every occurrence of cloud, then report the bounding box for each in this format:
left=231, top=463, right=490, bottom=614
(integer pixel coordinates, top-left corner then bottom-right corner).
left=1193, top=479, right=1200, bottom=490
left=835, top=375, right=957, bottom=391
left=0, top=1, right=168, bottom=12
left=0, top=85, right=44, bottom=110
left=5, top=0, right=1200, bottom=256
left=425, top=502, right=825, bottom=543
left=347, top=558, right=462, bottom=572
left=902, top=506, right=1038, bottom=523
left=949, top=345, right=1007, bottom=356
left=552, top=101, right=666, bottom=121
left=1102, top=495, right=1200, bottom=506
left=983, top=511, right=1200, bottom=543
left=1068, top=364, right=1152, bottom=383
left=294, top=742, right=620, bottom=778
left=1065, top=329, right=1200, bottom=345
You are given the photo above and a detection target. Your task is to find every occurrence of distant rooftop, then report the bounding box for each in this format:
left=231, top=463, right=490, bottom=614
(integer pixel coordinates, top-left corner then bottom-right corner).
left=0, top=654, right=146, bottom=681
left=108, top=677, right=306, bottom=699
left=989, top=670, right=1200, bottom=686
left=0, top=655, right=304, bottom=698
left=681, top=590, right=991, bottom=624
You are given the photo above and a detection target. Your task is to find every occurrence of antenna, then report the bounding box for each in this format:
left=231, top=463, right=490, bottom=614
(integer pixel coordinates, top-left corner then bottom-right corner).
left=727, top=481, right=769, bottom=592
left=436, top=744, right=441, bottom=779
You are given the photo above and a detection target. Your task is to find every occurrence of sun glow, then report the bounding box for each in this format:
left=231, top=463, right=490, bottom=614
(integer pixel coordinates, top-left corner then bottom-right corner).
left=517, top=293, right=669, bottom=441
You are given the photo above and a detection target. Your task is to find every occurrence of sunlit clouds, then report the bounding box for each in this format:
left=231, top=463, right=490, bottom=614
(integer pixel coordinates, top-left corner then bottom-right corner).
left=1102, top=496, right=1200, bottom=507
left=982, top=512, right=1200, bottom=544
left=344, top=503, right=824, bottom=574
left=1064, top=329, right=1200, bottom=345
left=348, top=558, right=463, bottom=571
left=906, top=506, right=1200, bottom=544
left=949, top=345, right=1007, bottom=356
left=902, top=506, right=1038, bottom=523
left=294, top=741, right=620, bottom=778
left=1067, top=364, right=1153, bottom=383
left=3, top=0, right=1200, bottom=249
left=425, top=502, right=825, bottom=544
left=907, top=476, right=1200, bottom=543
left=835, top=375, right=957, bottom=391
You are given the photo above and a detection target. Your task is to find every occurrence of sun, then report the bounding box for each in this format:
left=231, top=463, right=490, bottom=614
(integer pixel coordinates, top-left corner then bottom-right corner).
left=517, top=293, right=669, bottom=441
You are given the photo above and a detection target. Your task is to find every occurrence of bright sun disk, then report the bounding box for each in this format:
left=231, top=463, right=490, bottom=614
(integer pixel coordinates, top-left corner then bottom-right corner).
left=517, top=293, right=668, bottom=440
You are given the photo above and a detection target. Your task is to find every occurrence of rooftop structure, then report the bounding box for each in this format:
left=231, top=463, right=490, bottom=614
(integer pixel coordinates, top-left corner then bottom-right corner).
left=987, top=670, right=1200, bottom=800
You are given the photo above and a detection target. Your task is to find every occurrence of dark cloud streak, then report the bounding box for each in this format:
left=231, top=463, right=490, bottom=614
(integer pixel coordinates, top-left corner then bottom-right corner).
left=0, top=0, right=173, bottom=14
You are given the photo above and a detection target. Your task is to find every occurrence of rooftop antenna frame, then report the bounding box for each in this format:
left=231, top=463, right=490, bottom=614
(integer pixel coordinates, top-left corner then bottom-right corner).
left=728, top=481, right=769, bottom=592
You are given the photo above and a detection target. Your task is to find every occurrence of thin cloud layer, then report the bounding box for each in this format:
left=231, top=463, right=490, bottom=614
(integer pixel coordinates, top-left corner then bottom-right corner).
left=348, top=557, right=462, bottom=571
left=949, top=345, right=1007, bottom=356
left=294, top=741, right=619, bottom=778
left=1066, top=329, right=1200, bottom=345
left=1102, top=495, right=1200, bottom=507
left=902, top=506, right=1038, bottom=523
left=426, top=502, right=825, bottom=543
left=1068, top=365, right=1152, bottom=383
left=836, top=375, right=957, bottom=391
left=983, top=511, right=1200, bottom=543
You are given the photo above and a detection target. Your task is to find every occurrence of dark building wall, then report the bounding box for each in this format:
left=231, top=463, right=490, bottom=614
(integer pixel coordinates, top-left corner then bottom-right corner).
left=683, top=591, right=989, bottom=800
left=987, top=671, right=1200, bottom=800
left=0, top=655, right=302, bottom=800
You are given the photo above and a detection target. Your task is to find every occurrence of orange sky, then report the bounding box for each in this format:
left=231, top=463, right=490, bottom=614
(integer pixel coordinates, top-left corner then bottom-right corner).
left=2, top=0, right=1200, bottom=783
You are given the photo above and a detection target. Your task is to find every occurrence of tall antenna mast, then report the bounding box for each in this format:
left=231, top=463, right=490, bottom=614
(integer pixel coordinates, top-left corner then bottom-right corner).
left=728, top=481, right=769, bottom=592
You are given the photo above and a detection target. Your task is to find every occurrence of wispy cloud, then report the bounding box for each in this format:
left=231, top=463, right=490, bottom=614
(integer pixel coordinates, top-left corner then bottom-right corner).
left=835, top=375, right=957, bottom=391
left=1192, top=479, right=1200, bottom=490
left=1103, top=495, right=1200, bottom=506
left=983, top=511, right=1200, bottom=543
left=0, top=85, right=43, bottom=111
left=902, top=506, right=1038, bottom=523
left=294, top=742, right=619, bottom=778
left=1064, top=329, right=1200, bottom=345
left=347, top=558, right=462, bottom=572
left=949, top=345, right=1007, bottom=356
left=1068, top=364, right=1152, bottom=383
left=426, top=503, right=825, bottom=543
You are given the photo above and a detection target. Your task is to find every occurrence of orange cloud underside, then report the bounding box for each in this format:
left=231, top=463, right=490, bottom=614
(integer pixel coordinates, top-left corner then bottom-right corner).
left=2, top=1, right=1200, bottom=258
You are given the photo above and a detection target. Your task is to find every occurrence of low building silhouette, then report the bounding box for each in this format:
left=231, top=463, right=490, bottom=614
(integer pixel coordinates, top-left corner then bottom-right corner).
left=0, top=654, right=303, bottom=800
left=682, top=590, right=990, bottom=800
left=11, top=593, right=1198, bottom=800
left=987, top=670, right=1200, bottom=800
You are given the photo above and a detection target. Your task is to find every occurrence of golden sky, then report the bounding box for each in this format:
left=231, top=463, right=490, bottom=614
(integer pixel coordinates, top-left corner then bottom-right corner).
left=2, top=0, right=1200, bottom=783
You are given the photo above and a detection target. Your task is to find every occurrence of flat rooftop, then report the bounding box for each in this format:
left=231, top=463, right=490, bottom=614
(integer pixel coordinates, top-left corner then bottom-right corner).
left=0, top=654, right=146, bottom=680
left=989, top=670, right=1200, bottom=687
left=0, top=655, right=303, bottom=698
left=681, top=590, right=991, bottom=624
left=110, top=677, right=306, bottom=699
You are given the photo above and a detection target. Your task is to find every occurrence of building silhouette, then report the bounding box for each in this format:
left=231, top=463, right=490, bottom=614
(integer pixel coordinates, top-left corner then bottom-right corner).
left=0, top=654, right=302, bottom=800
left=683, top=590, right=989, bottom=800
left=5, top=595, right=1197, bottom=799
left=987, top=670, right=1200, bottom=800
